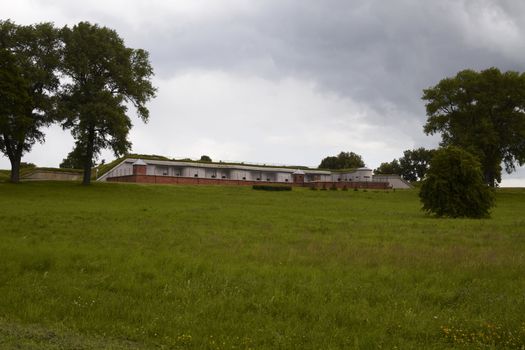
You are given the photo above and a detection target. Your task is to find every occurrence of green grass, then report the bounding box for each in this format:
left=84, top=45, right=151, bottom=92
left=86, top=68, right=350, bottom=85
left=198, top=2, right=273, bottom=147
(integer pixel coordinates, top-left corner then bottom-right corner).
left=0, top=182, right=524, bottom=349
left=0, top=169, right=10, bottom=182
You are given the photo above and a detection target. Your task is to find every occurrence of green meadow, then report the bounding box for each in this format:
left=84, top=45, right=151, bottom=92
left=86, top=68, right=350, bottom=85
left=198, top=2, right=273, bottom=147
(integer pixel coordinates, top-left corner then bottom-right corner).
left=0, top=181, right=524, bottom=349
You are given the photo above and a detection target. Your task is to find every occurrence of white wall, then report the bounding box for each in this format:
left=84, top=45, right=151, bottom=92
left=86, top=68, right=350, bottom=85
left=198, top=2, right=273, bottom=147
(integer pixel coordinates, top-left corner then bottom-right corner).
left=276, top=172, right=292, bottom=182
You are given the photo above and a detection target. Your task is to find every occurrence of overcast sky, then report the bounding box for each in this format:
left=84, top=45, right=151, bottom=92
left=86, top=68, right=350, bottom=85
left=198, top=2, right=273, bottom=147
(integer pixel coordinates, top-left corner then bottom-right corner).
left=2, top=0, right=525, bottom=186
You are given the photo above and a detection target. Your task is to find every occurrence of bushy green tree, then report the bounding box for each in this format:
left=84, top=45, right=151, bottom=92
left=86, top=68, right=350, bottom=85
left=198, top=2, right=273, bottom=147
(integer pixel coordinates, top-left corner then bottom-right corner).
left=59, top=142, right=85, bottom=169
left=399, top=148, right=434, bottom=182
left=319, top=151, right=365, bottom=169
left=423, top=68, right=525, bottom=187
left=59, top=22, right=156, bottom=185
left=200, top=155, right=212, bottom=162
left=374, top=159, right=402, bottom=175
left=0, top=20, right=61, bottom=182
left=419, top=146, right=494, bottom=218
left=374, top=148, right=434, bottom=181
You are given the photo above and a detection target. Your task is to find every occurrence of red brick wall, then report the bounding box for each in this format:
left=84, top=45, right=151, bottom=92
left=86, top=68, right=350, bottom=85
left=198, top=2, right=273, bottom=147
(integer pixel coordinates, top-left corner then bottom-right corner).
left=293, top=174, right=305, bottom=184
left=133, top=165, right=147, bottom=175
left=106, top=174, right=390, bottom=189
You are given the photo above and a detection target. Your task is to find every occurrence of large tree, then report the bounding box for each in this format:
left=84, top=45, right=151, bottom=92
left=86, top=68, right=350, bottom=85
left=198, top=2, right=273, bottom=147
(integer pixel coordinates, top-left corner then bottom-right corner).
left=59, top=22, right=156, bottom=185
left=318, top=151, right=365, bottom=170
left=423, top=68, right=525, bottom=187
left=0, top=21, right=60, bottom=182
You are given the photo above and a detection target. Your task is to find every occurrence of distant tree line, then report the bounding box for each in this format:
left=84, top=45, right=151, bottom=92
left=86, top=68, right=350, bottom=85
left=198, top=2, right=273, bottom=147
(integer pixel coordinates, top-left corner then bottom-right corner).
left=374, top=147, right=434, bottom=182
left=0, top=20, right=156, bottom=184
left=318, top=151, right=365, bottom=170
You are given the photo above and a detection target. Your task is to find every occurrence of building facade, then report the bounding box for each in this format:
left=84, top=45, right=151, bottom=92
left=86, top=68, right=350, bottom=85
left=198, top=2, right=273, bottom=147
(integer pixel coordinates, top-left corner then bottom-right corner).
left=98, top=158, right=410, bottom=189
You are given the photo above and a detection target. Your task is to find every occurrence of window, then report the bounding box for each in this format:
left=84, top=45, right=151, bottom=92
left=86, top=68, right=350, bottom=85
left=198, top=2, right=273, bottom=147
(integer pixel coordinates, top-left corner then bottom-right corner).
left=222, top=175, right=226, bottom=179
left=285, top=179, right=288, bottom=182
left=242, top=177, right=246, bottom=180
left=194, top=174, right=198, bottom=177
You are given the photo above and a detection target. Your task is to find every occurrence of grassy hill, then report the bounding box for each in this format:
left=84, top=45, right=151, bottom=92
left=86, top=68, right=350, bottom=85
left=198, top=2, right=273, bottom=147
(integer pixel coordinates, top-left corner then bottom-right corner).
left=0, top=182, right=524, bottom=349
left=0, top=170, right=10, bottom=182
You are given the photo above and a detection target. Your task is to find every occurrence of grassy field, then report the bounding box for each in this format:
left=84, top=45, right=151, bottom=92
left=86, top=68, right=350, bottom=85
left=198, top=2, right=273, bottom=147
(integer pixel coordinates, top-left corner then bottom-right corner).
left=0, top=181, right=524, bottom=349
left=0, top=170, right=10, bottom=182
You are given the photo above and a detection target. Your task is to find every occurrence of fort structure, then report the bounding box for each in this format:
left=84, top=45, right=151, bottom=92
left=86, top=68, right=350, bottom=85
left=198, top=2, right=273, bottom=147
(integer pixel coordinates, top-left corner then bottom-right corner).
left=98, top=158, right=412, bottom=189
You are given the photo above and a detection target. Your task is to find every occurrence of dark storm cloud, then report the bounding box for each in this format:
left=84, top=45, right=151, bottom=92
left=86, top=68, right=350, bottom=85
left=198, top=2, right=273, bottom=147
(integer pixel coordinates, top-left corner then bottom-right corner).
left=10, top=0, right=525, bottom=126
left=133, top=0, right=525, bottom=129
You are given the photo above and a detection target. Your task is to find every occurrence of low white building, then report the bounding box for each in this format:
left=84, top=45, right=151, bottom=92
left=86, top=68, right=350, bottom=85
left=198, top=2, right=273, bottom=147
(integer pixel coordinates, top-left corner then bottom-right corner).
left=98, top=158, right=333, bottom=183
left=97, top=158, right=411, bottom=189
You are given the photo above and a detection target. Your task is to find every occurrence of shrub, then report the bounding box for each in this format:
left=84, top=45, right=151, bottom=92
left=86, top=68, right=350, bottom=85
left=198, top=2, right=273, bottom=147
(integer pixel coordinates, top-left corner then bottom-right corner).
left=419, top=146, right=494, bottom=218
left=330, top=184, right=338, bottom=191
left=252, top=185, right=292, bottom=191
left=20, top=162, right=37, bottom=169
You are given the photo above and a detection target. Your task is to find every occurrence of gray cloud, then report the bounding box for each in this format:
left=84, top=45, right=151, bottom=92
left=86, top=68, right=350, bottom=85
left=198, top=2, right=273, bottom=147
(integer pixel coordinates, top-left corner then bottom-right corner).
left=133, top=1, right=525, bottom=123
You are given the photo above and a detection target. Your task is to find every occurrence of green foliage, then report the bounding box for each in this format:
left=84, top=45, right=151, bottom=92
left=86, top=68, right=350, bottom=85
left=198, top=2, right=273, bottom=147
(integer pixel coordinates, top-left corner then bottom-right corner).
left=199, top=155, right=212, bottom=162
left=423, top=67, right=525, bottom=187
left=0, top=182, right=524, bottom=348
left=252, top=184, right=292, bottom=191
left=0, top=20, right=61, bottom=182
left=318, top=151, right=365, bottom=170
left=59, top=143, right=85, bottom=169
left=420, top=146, right=494, bottom=218
left=58, top=22, right=156, bottom=184
left=374, top=159, right=402, bottom=175
left=375, top=148, right=434, bottom=182
left=399, top=148, right=435, bottom=182
left=19, top=162, right=36, bottom=169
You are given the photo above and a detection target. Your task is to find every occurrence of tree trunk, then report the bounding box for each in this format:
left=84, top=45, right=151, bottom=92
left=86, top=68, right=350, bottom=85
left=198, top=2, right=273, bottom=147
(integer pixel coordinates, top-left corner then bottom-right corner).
left=82, top=126, right=95, bottom=185
left=9, top=155, right=21, bottom=183
left=484, top=170, right=495, bottom=188
left=4, top=138, right=21, bottom=183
